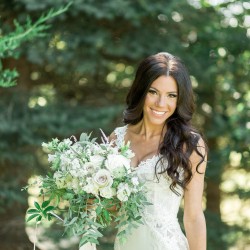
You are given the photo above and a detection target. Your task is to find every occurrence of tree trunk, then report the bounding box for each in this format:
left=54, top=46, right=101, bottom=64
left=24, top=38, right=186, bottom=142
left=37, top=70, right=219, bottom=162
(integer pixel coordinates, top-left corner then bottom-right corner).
left=206, top=179, right=221, bottom=215
left=205, top=137, right=221, bottom=216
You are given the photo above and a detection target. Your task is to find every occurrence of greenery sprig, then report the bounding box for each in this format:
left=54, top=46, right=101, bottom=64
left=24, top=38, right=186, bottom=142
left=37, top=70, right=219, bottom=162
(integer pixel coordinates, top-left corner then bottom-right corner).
left=0, top=2, right=72, bottom=87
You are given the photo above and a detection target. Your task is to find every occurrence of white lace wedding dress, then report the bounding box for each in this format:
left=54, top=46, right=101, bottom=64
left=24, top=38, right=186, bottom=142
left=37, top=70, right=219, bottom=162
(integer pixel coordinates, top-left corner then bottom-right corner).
left=80, top=125, right=189, bottom=250
left=113, top=125, right=189, bottom=250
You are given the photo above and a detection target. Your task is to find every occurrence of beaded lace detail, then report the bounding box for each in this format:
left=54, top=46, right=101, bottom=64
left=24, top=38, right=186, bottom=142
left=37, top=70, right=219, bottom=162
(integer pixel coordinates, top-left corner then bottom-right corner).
left=114, top=126, right=189, bottom=250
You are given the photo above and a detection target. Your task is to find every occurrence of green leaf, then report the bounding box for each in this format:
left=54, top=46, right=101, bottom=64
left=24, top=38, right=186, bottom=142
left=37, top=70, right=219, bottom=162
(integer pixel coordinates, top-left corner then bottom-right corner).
left=41, top=200, right=50, bottom=208
left=79, top=236, right=90, bottom=247
left=43, top=206, right=55, bottom=214
left=65, top=216, right=78, bottom=226
left=36, top=215, right=42, bottom=222
left=26, top=213, right=40, bottom=222
left=27, top=208, right=39, bottom=214
left=103, top=209, right=110, bottom=221
left=95, top=205, right=102, bottom=215
left=87, top=237, right=99, bottom=244
left=34, top=201, right=41, bottom=211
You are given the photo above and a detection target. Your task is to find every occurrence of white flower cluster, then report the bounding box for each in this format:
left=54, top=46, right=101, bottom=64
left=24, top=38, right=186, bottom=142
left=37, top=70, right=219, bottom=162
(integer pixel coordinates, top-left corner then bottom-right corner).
left=43, top=134, right=140, bottom=202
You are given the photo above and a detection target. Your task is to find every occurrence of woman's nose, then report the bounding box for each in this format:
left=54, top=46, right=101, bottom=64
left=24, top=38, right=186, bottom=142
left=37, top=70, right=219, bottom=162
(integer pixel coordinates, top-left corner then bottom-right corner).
left=156, top=96, right=167, bottom=107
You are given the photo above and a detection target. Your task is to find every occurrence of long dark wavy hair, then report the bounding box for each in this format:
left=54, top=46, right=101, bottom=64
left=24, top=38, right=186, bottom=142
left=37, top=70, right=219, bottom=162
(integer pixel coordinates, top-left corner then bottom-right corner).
left=123, top=52, right=207, bottom=194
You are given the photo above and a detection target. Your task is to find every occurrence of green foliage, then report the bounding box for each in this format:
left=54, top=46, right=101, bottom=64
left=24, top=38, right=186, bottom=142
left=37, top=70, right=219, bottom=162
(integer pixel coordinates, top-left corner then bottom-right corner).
left=26, top=200, right=55, bottom=222
left=0, top=3, right=72, bottom=87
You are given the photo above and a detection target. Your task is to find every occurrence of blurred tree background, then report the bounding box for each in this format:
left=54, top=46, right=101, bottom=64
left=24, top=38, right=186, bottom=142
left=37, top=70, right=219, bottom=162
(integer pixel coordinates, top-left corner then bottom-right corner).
left=0, top=0, right=249, bottom=249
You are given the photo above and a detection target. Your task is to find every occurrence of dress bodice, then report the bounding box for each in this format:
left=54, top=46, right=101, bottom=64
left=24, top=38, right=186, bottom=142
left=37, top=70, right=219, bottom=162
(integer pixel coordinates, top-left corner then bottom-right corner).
left=114, top=125, right=189, bottom=250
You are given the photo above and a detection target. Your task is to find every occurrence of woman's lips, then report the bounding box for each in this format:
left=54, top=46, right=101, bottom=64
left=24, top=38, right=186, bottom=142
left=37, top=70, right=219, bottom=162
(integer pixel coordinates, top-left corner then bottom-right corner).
left=151, top=109, right=167, bottom=116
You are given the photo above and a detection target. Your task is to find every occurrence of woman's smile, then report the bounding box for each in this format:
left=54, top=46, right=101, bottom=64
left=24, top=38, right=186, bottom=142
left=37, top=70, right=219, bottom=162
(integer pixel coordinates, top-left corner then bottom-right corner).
left=150, top=108, right=167, bottom=117
left=143, top=75, right=178, bottom=125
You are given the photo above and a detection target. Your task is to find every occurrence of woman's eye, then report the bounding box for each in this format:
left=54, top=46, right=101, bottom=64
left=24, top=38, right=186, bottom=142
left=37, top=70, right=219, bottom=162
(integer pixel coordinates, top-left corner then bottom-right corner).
left=148, top=89, right=157, bottom=95
left=169, top=94, right=178, bottom=98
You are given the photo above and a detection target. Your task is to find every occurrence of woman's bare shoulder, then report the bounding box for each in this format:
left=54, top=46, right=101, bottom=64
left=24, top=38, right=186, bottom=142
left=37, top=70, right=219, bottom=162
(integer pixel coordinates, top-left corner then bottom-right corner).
left=108, top=131, right=117, bottom=142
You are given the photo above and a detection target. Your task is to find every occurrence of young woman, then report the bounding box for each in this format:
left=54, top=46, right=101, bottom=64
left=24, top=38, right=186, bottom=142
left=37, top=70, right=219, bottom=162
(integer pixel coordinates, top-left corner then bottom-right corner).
left=109, top=52, right=207, bottom=250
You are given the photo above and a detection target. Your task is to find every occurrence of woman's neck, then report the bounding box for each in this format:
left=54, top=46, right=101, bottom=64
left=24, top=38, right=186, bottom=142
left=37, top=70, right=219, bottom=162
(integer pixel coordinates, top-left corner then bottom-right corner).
left=130, top=120, right=166, bottom=141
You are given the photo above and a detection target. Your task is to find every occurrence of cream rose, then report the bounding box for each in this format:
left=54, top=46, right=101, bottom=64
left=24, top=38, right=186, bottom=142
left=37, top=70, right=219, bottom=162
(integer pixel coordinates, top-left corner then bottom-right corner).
left=93, top=169, right=113, bottom=188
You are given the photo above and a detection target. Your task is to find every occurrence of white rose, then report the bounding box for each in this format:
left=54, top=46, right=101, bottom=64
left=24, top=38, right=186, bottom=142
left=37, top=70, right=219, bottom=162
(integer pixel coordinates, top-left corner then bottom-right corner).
left=99, top=186, right=116, bottom=199
left=105, top=154, right=131, bottom=174
left=84, top=162, right=96, bottom=174
left=117, top=183, right=131, bottom=202
left=93, top=169, right=113, bottom=188
left=89, top=155, right=105, bottom=168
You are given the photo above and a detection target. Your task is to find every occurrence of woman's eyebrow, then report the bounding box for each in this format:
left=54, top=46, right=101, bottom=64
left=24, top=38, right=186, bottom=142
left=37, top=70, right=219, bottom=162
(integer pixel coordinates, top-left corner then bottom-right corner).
left=149, top=87, right=178, bottom=93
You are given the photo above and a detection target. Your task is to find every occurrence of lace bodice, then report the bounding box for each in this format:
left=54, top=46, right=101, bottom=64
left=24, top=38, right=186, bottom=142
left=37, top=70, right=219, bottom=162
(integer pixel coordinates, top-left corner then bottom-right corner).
left=114, top=125, right=189, bottom=250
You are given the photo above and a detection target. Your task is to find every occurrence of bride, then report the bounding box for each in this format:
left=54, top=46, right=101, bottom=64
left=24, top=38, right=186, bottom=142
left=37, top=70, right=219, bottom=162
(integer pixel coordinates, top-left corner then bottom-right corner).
left=81, top=52, right=207, bottom=250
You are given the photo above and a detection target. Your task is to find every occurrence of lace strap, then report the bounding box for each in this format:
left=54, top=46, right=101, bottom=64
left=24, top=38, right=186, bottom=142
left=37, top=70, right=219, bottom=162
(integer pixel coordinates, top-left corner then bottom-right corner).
left=114, top=125, right=127, bottom=147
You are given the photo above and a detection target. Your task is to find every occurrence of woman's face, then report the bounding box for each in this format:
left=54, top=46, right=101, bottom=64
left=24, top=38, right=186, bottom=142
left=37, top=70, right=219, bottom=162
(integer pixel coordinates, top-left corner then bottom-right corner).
left=143, top=75, right=178, bottom=126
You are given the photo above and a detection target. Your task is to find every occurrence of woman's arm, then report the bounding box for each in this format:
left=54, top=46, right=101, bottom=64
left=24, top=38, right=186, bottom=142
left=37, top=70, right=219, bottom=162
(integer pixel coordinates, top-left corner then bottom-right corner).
left=184, top=137, right=207, bottom=250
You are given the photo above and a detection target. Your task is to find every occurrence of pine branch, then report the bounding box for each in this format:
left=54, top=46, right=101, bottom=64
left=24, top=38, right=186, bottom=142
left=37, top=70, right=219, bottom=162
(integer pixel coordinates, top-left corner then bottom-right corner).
left=0, top=2, right=72, bottom=87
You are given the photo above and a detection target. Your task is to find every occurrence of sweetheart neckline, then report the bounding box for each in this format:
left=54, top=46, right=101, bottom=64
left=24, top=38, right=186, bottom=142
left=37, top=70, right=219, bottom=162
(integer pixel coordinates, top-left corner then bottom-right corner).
left=131, top=154, right=159, bottom=169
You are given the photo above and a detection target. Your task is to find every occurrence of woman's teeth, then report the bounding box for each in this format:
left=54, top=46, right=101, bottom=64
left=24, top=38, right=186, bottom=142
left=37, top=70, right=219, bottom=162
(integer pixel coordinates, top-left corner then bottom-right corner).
left=152, top=110, right=166, bottom=115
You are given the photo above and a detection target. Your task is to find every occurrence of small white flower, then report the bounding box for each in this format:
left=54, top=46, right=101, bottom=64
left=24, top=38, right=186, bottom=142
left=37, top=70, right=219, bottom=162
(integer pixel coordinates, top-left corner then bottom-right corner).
left=54, top=171, right=67, bottom=189
left=63, top=138, right=73, bottom=147
left=93, top=169, right=113, bottom=188
left=60, top=154, right=72, bottom=168
left=91, top=144, right=105, bottom=155
left=71, top=158, right=81, bottom=169
left=77, top=169, right=88, bottom=177
left=131, top=176, right=139, bottom=186
left=99, top=186, right=116, bottom=199
left=70, top=178, right=80, bottom=193
left=48, top=154, right=55, bottom=162
left=83, top=178, right=99, bottom=196
left=111, top=166, right=127, bottom=178
left=117, top=183, right=131, bottom=202
left=69, top=169, right=78, bottom=177
left=110, top=147, right=119, bottom=154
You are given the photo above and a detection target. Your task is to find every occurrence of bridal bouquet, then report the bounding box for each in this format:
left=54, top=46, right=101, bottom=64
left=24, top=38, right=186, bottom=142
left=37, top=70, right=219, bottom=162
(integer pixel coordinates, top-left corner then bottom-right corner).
left=26, top=131, right=148, bottom=248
